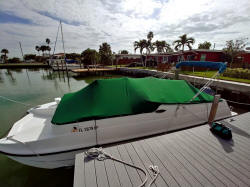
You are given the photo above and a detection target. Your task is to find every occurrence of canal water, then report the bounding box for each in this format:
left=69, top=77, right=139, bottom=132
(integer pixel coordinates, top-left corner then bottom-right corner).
left=0, top=68, right=123, bottom=187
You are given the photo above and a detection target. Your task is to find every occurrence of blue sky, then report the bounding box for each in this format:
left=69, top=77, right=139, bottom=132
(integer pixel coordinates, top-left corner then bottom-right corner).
left=0, top=11, right=33, bottom=24
left=0, top=0, right=250, bottom=58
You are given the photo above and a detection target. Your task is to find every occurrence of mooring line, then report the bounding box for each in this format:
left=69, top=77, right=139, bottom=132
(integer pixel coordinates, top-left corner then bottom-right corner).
left=0, top=95, right=31, bottom=106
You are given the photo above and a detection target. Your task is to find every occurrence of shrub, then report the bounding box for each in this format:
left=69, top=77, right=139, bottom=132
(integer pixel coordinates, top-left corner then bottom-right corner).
left=223, top=68, right=250, bottom=79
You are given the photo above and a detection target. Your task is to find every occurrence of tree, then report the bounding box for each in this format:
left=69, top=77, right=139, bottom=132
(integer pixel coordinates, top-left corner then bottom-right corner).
left=46, top=46, right=51, bottom=54
left=173, top=34, right=195, bottom=51
left=46, top=38, right=51, bottom=56
left=153, top=40, right=172, bottom=53
left=66, top=53, right=81, bottom=60
left=120, top=50, right=129, bottom=54
left=134, top=31, right=155, bottom=67
left=99, top=42, right=112, bottom=65
left=1, top=49, right=9, bottom=63
left=35, top=46, right=41, bottom=55
left=223, top=39, right=247, bottom=68
left=24, top=54, right=36, bottom=61
left=8, top=57, right=21, bottom=63
left=147, top=31, right=154, bottom=52
left=46, top=38, right=50, bottom=45
left=198, top=41, right=211, bottom=49
left=134, top=39, right=147, bottom=66
left=81, top=48, right=100, bottom=66
left=39, top=45, right=47, bottom=56
left=134, top=40, right=147, bottom=54
left=145, top=31, right=155, bottom=66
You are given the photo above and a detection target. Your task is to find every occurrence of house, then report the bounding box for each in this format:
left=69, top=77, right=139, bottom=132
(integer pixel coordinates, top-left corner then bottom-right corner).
left=114, top=50, right=250, bottom=68
left=47, top=53, right=65, bottom=65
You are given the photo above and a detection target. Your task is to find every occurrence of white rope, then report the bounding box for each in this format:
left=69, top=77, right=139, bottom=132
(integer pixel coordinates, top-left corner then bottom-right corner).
left=85, top=147, right=160, bottom=187
left=0, top=95, right=31, bottom=106
left=148, top=165, right=160, bottom=186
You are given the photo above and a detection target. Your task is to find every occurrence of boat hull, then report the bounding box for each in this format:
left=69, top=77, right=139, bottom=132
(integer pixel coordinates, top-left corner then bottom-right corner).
left=8, top=149, right=84, bottom=169
left=1, top=100, right=232, bottom=169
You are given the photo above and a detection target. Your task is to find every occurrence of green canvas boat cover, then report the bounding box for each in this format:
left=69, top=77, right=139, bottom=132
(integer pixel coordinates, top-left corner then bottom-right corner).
left=52, top=77, right=214, bottom=125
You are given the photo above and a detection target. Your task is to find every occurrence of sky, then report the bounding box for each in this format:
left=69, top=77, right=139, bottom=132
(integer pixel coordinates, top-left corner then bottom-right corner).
left=0, top=0, right=250, bottom=58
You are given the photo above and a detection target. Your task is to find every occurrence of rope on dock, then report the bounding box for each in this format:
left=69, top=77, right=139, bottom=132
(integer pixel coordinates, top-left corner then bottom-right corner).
left=0, top=95, right=31, bottom=106
left=85, top=147, right=160, bottom=187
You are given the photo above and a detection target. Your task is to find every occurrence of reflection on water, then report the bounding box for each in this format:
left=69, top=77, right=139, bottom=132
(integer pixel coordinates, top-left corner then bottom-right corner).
left=0, top=68, right=123, bottom=187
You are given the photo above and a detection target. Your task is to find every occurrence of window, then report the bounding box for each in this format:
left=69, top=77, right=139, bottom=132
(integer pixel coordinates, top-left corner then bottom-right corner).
left=200, top=54, right=206, bottom=61
left=187, top=55, right=195, bottom=61
left=163, top=56, right=168, bottom=62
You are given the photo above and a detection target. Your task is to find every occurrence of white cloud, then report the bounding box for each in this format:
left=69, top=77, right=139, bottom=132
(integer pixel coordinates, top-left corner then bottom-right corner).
left=0, top=0, right=250, bottom=58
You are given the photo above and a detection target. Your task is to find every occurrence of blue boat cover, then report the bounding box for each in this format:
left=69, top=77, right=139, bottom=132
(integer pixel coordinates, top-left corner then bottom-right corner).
left=65, top=59, right=77, bottom=63
left=176, top=61, right=227, bottom=73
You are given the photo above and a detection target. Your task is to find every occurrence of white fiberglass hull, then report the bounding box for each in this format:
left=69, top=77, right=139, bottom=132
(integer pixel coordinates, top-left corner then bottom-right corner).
left=8, top=149, right=84, bottom=169
left=0, top=100, right=232, bottom=169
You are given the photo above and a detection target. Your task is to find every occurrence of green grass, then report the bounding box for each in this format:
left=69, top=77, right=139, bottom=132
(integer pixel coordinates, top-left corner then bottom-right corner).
left=127, top=66, right=157, bottom=70
left=0, top=63, right=48, bottom=67
left=180, top=71, right=250, bottom=84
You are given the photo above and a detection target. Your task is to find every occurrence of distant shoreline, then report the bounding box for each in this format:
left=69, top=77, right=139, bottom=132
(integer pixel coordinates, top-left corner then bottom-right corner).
left=0, top=63, right=50, bottom=69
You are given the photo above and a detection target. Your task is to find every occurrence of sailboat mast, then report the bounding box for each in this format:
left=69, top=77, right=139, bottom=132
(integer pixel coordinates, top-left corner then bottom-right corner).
left=19, top=42, right=25, bottom=62
left=60, top=20, right=68, bottom=72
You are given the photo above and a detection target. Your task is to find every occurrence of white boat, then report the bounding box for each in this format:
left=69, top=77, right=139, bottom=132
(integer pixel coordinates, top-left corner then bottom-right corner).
left=0, top=76, right=232, bottom=169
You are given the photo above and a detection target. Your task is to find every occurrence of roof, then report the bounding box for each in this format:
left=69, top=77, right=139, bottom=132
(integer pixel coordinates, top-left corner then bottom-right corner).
left=52, top=77, right=214, bottom=125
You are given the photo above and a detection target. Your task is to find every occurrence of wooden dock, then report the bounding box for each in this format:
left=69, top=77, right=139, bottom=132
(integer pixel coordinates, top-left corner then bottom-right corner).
left=51, top=64, right=81, bottom=71
left=71, top=68, right=117, bottom=73
left=74, top=112, right=250, bottom=187
left=70, top=68, right=118, bottom=77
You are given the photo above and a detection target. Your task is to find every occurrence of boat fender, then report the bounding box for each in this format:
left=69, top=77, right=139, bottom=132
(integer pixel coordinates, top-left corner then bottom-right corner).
left=210, top=122, right=232, bottom=140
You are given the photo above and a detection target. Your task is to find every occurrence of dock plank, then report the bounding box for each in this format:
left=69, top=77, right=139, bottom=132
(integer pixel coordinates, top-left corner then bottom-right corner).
left=74, top=112, right=250, bottom=187
left=74, top=153, right=85, bottom=187
left=182, top=130, right=250, bottom=186
left=157, top=135, right=225, bottom=187
left=138, top=140, right=179, bottom=187
left=106, top=146, right=133, bottom=187
left=116, top=144, right=143, bottom=186
left=84, top=158, right=97, bottom=187
left=190, top=126, right=250, bottom=167
left=103, top=156, right=121, bottom=187
left=154, top=136, right=215, bottom=186
left=95, top=158, right=110, bottom=187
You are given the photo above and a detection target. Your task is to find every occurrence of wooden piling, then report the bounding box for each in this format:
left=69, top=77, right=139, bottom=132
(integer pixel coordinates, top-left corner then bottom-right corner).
left=208, top=94, right=221, bottom=125
left=175, top=69, right=179, bottom=80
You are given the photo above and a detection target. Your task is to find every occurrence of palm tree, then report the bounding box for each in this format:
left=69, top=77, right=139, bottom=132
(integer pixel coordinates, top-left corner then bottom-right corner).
left=46, top=38, right=51, bottom=56
left=46, top=46, right=51, bottom=55
left=173, top=34, right=195, bottom=51
left=35, top=46, right=40, bottom=55
left=145, top=31, right=155, bottom=66
left=153, top=40, right=172, bottom=54
left=40, top=45, right=47, bottom=56
left=134, top=39, right=147, bottom=66
left=46, top=38, right=50, bottom=45
left=1, top=49, right=9, bottom=63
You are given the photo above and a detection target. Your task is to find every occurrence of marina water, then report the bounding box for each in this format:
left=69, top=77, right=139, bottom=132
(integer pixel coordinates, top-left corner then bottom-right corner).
left=0, top=68, right=122, bottom=187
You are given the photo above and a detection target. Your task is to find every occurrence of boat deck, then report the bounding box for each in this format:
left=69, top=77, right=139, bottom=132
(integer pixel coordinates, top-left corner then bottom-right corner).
left=74, top=112, right=250, bottom=187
